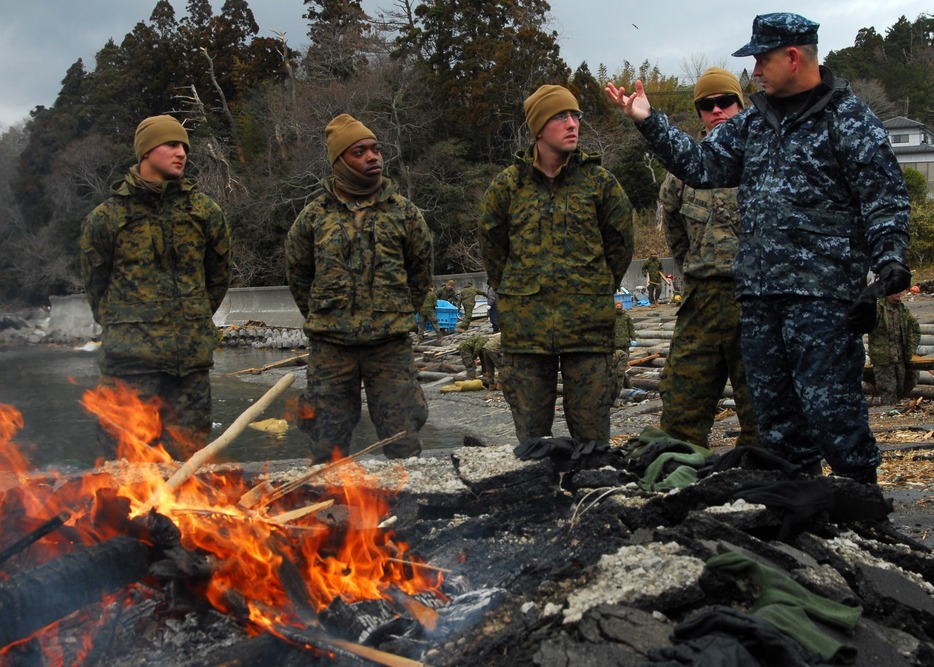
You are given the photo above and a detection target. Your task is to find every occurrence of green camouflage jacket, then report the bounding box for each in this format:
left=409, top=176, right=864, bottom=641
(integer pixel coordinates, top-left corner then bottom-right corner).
left=285, top=176, right=432, bottom=345
left=459, top=284, right=477, bottom=308
left=420, top=290, right=438, bottom=316
left=479, top=145, right=634, bottom=354
left=644, top=256, right=663, bottom=285
left=614, top=309, right=637, bottom=349
left=80, top=172, right=230, bottom=376
left=868, top=299, right=920, bottom=366
left=659, top=172, right=739, bottom=283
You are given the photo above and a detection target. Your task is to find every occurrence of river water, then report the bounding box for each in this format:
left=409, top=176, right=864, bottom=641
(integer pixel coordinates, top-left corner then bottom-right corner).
left=0, top=347, right=317, bottom=472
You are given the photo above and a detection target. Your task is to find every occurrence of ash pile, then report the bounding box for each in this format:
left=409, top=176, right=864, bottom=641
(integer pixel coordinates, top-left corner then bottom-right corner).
left=3, top=437, right=934, bottom=667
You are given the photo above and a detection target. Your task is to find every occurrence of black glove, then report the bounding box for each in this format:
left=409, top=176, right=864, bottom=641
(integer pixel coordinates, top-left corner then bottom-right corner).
left=878, top=261, right=911, bottom=295
left=571, top=440, right=610, bottom=460
left=846, top=261, right=911, bottom=334
left=846, top=281, right=885, bottom=333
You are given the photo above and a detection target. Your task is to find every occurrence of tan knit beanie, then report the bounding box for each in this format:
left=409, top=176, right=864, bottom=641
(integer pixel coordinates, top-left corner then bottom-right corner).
left=693, top=68, right=744, bottom=108
left=325, top=114, right=377, bottom=164
left=134, top=115, right=189, bottom=162
left=523, top=85, right=581, bottom=136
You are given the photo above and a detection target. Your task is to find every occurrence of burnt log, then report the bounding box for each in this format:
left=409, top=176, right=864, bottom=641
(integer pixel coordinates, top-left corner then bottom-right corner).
left=0, top=535, right=149, bottom=648
left=0, top=511, right=70, bottom=568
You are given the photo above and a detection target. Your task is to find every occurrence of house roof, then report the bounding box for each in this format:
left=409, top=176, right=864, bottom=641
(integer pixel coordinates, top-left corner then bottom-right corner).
left=884, top=116, right=931, bottom=131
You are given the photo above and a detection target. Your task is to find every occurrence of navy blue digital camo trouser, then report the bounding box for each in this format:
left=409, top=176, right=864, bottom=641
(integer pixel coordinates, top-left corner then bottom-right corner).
left=739, top=296, right=880, bottom=476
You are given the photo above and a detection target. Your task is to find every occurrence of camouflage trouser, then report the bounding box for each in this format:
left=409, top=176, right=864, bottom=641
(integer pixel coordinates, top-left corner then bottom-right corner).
left=458, top=346, right=478, bottom=378
left=873, top=363, right=919, bottom=404
left=501, top=352, right=615, bottom=445
left=458, top=301, right=474, bottom=329
left=416, top=312, right=442, bottom=341
left=480, top=346, right=502, bottom=384
left=740, top=296, right=880, bottom=475
left=660, top=280, right=759, bottom=448
left=647, top=282, right=661, bottom=304
left=612, top=348, right=632, bottom=393
left=298, top=337, right=427, bottom=463
left=97, top=370, right=212, bottom=460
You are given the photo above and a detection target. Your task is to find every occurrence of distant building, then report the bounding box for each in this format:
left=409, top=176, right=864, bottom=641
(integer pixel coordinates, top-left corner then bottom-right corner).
left=883, top=116, right=934, bottom=195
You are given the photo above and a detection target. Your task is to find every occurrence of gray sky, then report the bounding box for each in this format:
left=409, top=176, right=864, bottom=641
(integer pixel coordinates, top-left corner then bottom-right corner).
left=0, top=0, right=930, bottom=129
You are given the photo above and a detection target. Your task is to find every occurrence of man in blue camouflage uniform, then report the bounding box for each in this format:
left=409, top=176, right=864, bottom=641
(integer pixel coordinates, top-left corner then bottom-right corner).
left=479, top=84, right=634, bottom=446
left=657, top=68, right=759, bottom=449
left=606, top=13, right=911, bottom=483
left=80, top=115, right=231, bottom=460
left=286, top=114, right=432, bottom=463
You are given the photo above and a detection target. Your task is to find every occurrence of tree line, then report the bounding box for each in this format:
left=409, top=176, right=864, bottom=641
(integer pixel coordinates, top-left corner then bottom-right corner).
left=1, top=0, right=932, bottom=306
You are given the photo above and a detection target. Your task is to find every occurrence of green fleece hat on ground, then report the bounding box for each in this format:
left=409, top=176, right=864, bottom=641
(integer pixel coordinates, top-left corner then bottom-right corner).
left=325, top=114, right=377, bottom=164
left=523, top=85, right=581, bottom=136
left=134, top=115, right=189, bottom=162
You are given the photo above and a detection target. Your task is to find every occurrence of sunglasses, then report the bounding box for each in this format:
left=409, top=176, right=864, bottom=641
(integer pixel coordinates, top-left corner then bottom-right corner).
left=695, top=94, right=740, bottom=112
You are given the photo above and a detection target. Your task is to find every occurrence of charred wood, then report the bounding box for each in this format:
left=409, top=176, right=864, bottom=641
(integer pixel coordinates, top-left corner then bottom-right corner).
left=0, top=511, right=70, bottom=568
left=0, top=536, right=149, bottom=648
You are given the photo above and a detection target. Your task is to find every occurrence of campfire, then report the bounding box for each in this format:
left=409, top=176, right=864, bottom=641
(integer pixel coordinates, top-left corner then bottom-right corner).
left=0, top=378, right=445, bottom=666
left=4, top=374, right=934, bottom=666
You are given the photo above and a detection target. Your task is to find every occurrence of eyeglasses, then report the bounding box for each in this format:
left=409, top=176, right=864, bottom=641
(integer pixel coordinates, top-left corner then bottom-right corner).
left=695, top=94, right=740, bottom=112
left=548, top=110, right=584, bottom=124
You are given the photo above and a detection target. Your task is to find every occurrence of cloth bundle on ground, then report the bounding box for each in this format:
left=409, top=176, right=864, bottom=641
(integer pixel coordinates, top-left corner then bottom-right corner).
left=513, top=436, right=609, bottom=462
left=647, top=605, right=836, bottom=667
left=705, top=550, right=862, bottom=663
left=621, top=426, right=712, bottom=491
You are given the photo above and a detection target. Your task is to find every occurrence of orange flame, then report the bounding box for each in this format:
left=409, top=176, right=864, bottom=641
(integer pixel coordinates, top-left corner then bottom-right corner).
left=0, top=385, right=443, bottom=651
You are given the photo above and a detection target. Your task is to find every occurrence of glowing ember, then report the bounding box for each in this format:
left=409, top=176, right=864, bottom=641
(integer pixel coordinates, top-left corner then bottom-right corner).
left=0, top=385, right=443, bottom=654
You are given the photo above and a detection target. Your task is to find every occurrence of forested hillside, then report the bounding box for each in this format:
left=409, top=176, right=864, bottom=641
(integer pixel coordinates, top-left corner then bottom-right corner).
left=0, top=1, right=932, bottom=305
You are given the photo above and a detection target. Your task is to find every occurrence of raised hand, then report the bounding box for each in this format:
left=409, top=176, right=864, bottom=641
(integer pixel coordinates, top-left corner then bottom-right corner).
left=604, top=79, right=651, bottom=121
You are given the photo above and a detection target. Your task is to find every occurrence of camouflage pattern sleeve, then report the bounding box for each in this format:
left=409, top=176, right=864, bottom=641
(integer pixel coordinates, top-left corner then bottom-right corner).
left=659, top=172, right=689, bottom=272
left=478, top=168, right=514, bottom=290
left=198, top=195, right=231, bottom=313
left=625, top=312, right=637, bottom=341
left=79, top=202, right=118, bottom=322
left=908, top=306, right=921, bottom=357
left=285, top=202, right=319, bottom=320
left=403, top=200, right=433, bottom=310
left=596, top=166, right=634, bottom=288
left=636, top=110, right=744, bottom=189
left=832, top=96, right=910, bottom=271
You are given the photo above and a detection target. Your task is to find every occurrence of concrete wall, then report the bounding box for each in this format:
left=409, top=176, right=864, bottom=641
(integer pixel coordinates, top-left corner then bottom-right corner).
left=50, top=258, right=679, bottom=337
left=433, top=259, right=679, bottom=299
left=215, top=286, right=304, bottom=328
left=48, top=295, right=99, bottom=339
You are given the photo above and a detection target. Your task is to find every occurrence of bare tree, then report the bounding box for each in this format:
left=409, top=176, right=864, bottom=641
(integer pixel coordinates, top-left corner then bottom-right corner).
left=850, top=78, right=899, bottom=119
left=678, top=53, right=731, bottom=86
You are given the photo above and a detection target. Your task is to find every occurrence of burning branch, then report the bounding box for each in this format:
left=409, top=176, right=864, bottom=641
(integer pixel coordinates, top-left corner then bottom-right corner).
left=0, top=511, right=70, bottom=568
left=139, top=373, right=296, bottom=514
left=239, top=431, right=407, bottom=510
left=229, top=353, right=308, bottom=375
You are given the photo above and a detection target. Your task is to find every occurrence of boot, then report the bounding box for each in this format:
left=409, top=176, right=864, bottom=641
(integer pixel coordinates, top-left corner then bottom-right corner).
left=836, top=466, right=878, bottom=485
